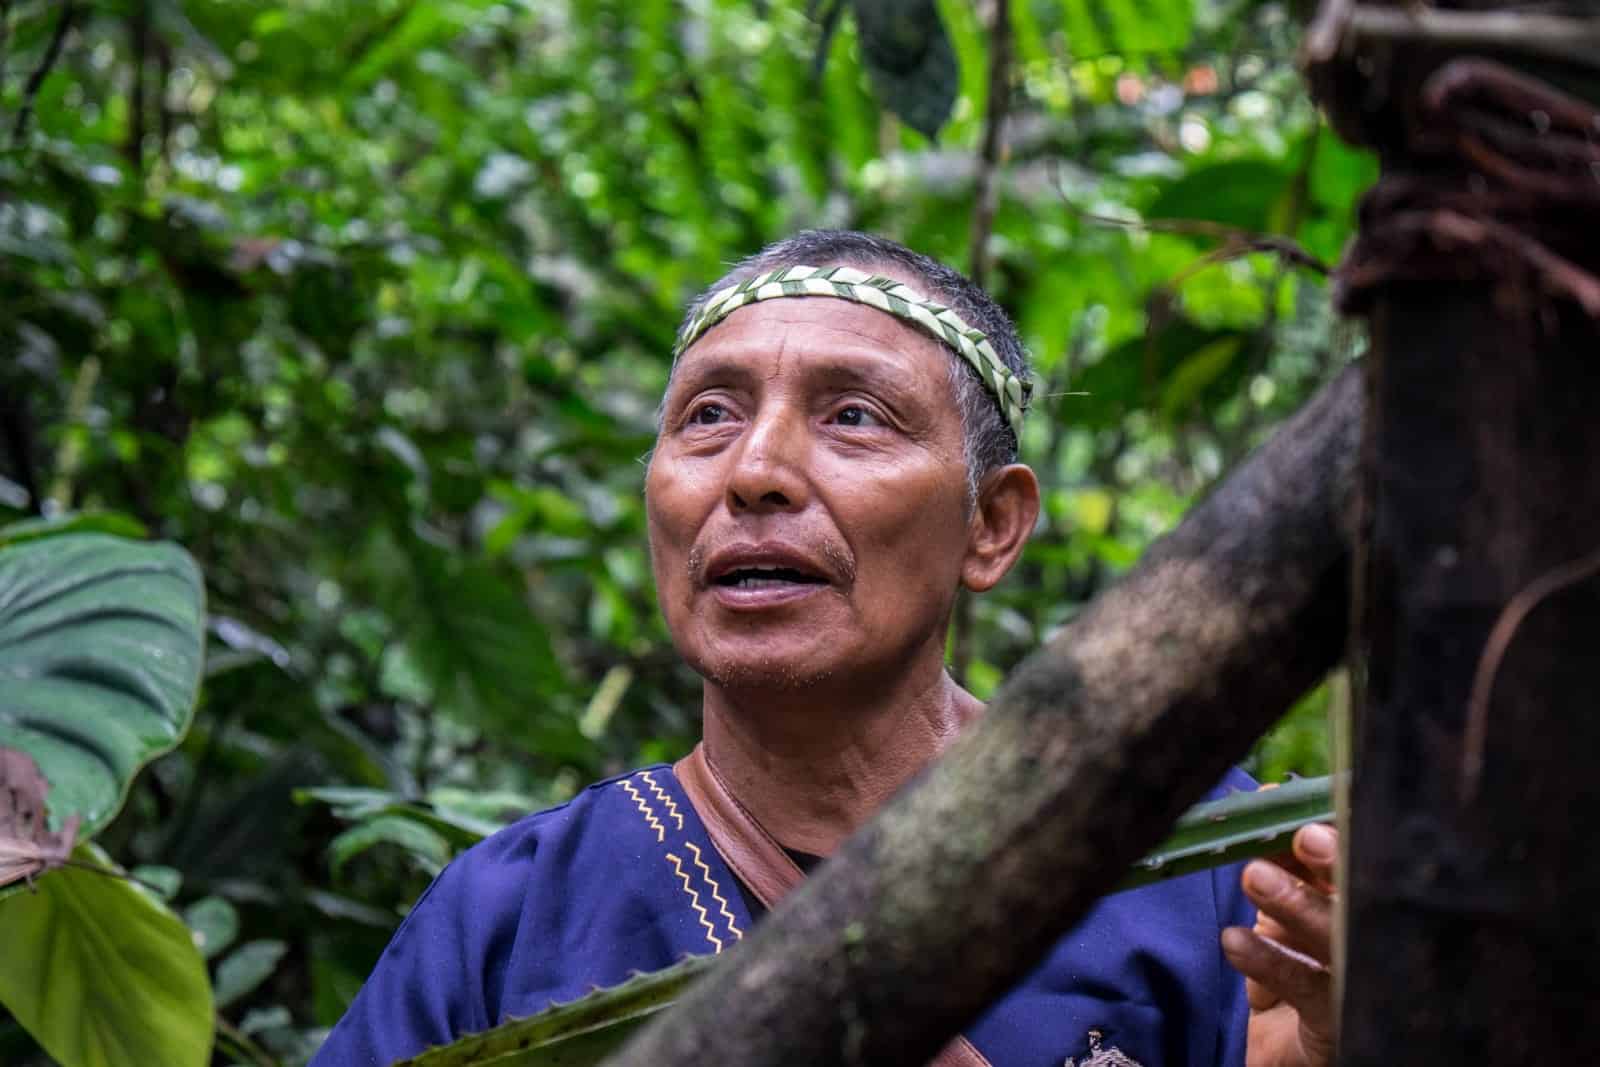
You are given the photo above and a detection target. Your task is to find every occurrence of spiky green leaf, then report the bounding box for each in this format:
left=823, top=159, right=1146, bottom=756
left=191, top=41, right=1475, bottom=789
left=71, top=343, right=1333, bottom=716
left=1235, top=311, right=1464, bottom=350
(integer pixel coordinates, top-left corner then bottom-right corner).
left=393, top=954, right=717, bottom=1067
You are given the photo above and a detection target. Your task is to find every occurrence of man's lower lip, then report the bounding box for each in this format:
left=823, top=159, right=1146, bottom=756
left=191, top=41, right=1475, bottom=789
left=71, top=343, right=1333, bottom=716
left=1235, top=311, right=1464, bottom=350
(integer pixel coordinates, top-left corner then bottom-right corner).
left=708, top=582, right=828, bottom=609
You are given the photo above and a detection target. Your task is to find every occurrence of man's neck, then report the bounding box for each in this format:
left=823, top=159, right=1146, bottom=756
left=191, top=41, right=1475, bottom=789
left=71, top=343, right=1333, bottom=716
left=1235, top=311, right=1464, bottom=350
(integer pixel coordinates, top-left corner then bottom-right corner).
left=699, top=665, right=983, bottom=857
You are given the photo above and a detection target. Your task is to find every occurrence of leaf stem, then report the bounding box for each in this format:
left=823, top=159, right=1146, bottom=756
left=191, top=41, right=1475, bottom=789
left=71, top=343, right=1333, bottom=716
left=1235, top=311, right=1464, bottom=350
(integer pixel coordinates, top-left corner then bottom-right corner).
left=215, top=1014, right=281, bottom=1067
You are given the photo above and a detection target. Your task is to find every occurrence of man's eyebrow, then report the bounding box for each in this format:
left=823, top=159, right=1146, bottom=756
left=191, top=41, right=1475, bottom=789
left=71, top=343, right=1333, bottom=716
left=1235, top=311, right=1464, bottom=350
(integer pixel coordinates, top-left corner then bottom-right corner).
left=677, top=345, right=935, bottom=388
left=668, top=356, right=761, bottom=389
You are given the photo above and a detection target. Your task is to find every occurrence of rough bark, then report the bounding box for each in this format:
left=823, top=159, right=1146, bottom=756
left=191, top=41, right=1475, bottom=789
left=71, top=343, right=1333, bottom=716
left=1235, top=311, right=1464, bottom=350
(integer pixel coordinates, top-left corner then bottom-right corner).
left=606, top=365, right=1361, bottom=1067
left=1309, top=10, right=1600, bottom=1060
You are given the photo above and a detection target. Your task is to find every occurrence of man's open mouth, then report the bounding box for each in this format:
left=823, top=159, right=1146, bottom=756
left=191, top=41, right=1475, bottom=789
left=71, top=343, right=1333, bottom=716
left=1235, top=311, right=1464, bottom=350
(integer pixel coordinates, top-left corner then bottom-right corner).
left=712, top=566, right=828, bottom=589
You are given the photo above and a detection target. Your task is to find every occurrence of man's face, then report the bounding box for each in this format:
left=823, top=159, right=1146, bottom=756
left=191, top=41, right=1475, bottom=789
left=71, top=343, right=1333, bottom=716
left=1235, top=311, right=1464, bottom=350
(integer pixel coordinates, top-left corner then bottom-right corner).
left=645, top=281, right=976, bottom=696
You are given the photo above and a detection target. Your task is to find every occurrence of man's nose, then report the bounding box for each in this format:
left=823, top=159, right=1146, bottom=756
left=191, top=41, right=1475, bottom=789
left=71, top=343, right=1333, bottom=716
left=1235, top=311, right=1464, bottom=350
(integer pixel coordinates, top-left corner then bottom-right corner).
left=725, top=407, right=809, bottom=514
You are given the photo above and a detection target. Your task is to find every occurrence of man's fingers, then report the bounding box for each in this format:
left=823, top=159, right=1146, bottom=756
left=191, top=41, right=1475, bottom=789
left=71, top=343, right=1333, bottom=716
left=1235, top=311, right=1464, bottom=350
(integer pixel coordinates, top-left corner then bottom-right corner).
left=1221, top=926, right=1333, bottom=1030
left=1291, top=823, right=1338, bottom=887
left=1244, top=975, right=1280, bottom=1013
left=1241, top=860, right=1334, bottom=964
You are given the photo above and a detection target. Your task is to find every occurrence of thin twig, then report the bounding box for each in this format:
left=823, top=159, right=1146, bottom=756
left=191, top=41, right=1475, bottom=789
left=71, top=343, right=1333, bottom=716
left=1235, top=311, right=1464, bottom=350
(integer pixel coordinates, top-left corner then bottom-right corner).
left=1346, top=7, right=1600, bottom=72
left=951, top=0, right=1013, bottom=688
left=1049, top=159, right=1331, bottom=277
left=1462, top=544, right=1600, bottom=804
left=125, top=0, right=150, bottom=175
left=1078, top=207, right=1331, bottom=276
left=809, top=0, right=845, bottom=82
left=11, top=0, right=76, bottom=146
left=967, top=0, right=1011, bottom=293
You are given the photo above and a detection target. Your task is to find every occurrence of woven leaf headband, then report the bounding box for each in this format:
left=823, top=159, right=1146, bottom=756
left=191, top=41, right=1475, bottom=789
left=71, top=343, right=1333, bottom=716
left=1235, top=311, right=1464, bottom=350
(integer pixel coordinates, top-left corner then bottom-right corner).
left=673, top=264, right=1032, bottom=438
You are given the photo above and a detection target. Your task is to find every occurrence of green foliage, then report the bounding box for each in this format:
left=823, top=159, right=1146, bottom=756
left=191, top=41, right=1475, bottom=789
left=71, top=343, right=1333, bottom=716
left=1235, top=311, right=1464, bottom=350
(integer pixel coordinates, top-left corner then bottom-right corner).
left=0, top=0, right=1366, bottom=1060
left=0, top=533, right=204, bottom=836
left=0, top=529, right=215, bottom=1067
left=0, top=844, right=214, bottom=1067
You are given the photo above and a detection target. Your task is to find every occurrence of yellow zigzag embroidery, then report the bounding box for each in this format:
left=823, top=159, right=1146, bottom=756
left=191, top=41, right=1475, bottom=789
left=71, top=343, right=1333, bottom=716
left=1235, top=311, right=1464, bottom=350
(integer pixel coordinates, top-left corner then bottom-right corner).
left=639, top=770, right=684, bottom=830
left=666, top=852, right=724, bottom=952
left=619, top=779, right=665, bottom=843
left=685, top=841, right=743, bottom=941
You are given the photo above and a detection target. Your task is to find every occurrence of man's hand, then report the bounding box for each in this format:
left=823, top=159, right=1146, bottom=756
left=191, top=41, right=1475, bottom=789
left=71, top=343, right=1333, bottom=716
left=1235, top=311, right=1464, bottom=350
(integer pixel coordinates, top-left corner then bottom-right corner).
left=1221, top=822, right=1339, bottom=1067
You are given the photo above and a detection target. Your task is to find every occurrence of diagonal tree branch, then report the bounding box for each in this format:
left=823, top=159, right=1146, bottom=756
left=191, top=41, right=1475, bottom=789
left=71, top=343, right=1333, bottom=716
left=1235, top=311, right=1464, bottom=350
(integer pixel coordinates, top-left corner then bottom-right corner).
left=607, top=365, right=1363, bottom=1067
left=967, top=0, right=1011, bottom=294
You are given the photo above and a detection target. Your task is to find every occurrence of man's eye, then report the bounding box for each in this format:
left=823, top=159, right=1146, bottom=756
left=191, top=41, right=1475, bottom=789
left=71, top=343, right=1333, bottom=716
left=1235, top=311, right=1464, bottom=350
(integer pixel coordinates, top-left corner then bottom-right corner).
left=688, top=402, right=729, bottom=426
left=832, top=404, right=882, bottom=428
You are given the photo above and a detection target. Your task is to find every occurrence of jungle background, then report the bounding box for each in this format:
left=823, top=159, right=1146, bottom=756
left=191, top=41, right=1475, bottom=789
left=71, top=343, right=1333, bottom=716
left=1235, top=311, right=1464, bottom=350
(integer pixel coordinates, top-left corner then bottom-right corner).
left=0, top=0, right=1367, bottom=1062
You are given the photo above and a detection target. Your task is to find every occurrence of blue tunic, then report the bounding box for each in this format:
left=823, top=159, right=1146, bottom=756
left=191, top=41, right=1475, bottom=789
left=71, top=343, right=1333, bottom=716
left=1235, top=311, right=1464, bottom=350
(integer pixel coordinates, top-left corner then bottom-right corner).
left=312, top=764, right=1255, bottom=1067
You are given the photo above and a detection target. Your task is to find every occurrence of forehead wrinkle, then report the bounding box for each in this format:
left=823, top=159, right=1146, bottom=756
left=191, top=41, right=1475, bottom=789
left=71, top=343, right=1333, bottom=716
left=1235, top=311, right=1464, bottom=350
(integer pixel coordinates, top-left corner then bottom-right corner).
left=665, top=295, right=963, bottom=420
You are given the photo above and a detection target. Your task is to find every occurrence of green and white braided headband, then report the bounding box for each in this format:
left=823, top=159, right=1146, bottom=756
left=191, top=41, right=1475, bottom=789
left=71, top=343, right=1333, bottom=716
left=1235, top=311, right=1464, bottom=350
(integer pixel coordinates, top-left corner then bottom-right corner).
left=673, top=264, right=1032, bottom=438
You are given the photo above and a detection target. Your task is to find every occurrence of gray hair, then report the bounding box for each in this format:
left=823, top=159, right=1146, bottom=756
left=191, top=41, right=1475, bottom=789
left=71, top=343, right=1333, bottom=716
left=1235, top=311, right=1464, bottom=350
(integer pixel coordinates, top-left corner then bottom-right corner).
left=670, top=230, right=1030, bottom=503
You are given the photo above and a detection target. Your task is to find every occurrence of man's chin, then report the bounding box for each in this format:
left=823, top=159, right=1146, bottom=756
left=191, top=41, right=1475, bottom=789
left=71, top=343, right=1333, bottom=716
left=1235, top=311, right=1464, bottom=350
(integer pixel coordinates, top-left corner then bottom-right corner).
left=697, top=657, right=835, bottom=693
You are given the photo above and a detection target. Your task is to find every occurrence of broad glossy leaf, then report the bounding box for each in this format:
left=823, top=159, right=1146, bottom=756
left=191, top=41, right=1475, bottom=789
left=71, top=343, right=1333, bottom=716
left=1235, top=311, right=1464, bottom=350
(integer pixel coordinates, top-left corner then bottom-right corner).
left=0, top=534, right=206, bottom=836
left=0, top=843, right=214, bottom=1067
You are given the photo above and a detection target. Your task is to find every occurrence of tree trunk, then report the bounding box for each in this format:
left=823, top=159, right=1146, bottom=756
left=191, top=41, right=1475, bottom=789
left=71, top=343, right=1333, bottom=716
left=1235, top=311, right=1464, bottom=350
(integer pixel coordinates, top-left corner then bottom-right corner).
left=1344, top=291, right=1600, bottom=1063
left=606, top=365, right=1361, bottom=1067
left=1308, top=7, right=1600, bottom=1060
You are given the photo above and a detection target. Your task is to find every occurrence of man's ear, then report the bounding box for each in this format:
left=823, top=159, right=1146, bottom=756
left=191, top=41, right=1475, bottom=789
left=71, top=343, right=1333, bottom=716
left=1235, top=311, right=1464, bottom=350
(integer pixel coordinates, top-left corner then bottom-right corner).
left=961, top=463, right=1041, bottom=593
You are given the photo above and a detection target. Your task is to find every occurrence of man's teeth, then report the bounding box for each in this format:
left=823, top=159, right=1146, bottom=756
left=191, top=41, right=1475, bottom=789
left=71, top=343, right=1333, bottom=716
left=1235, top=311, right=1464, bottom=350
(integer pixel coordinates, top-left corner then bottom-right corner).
left=721, top=565, right=818, bottom=587
left=733, top=576, right=791, bottom=588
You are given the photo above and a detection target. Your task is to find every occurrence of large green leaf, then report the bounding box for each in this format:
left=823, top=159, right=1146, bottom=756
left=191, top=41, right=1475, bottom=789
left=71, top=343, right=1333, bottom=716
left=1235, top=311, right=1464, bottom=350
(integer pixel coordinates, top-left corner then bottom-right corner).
left=0, top=534, right=206, bottom=836
left=851, top=0, right=959, bottom=139
left=1147, top=158, right=1293, bottom=232
left=377, top=780, right=1334, bottom=1067
left=370, top=531, right=583, bottom=759
left=0, top=843, right=214, bottom=1067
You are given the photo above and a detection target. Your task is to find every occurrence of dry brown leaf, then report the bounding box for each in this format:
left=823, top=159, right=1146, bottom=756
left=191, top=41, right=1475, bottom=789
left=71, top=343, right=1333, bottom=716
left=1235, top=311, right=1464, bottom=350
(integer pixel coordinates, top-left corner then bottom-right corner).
left=0, top=747, right=79, bottom=889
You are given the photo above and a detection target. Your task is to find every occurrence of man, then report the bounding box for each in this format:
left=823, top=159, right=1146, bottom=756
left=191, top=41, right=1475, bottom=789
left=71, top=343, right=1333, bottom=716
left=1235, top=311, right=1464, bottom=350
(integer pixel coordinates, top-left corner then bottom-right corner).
left=312, top=231, right=1334, bottom=1067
